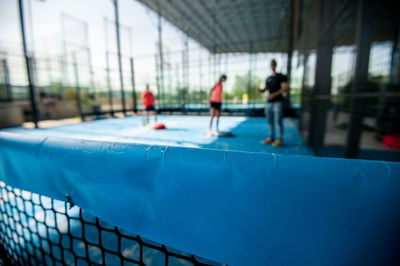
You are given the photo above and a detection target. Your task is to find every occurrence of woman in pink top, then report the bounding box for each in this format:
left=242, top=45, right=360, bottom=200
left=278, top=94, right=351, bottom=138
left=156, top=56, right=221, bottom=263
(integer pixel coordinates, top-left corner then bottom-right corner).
left=208, top=75, right=227, bottom=134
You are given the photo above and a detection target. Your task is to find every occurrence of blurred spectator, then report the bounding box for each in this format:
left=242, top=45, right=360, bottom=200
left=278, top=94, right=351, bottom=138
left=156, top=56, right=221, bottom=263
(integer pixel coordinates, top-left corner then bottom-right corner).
left=39, top=87, right=59, bottom=117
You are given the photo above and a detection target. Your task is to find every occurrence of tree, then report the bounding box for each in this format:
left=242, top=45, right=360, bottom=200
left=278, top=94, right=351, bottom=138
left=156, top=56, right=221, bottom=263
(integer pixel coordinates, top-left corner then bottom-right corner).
left=232, top=72, right=264, bottom=100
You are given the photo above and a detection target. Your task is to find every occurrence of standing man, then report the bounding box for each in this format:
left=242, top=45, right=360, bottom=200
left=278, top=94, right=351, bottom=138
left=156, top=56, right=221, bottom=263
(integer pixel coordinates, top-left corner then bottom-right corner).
left=258, top=59, right=288, bottom=147
left=141, top=84, right=157, bottom=125
left=207, top=74, right=227, bottom=135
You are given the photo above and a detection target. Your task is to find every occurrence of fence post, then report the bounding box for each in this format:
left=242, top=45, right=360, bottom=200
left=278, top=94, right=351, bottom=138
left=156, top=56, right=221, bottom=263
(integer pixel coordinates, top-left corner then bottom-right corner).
left=130, top=57, right=137, bottom=113
left=18, top=0, right=38, bottom=128
left=113, top=0, right=126, bottom=115
left=73, top=54, right=84, bottom=121
left=345, top=0, right=374, bottom=158
left=105, top=51, right=114, bottom=117
left=2, top=59, right=12, bottom=101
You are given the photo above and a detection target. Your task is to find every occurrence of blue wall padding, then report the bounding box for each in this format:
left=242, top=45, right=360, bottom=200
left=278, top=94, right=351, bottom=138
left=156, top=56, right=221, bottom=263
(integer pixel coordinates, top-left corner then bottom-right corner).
left=1, top=131, right=400, bottom=265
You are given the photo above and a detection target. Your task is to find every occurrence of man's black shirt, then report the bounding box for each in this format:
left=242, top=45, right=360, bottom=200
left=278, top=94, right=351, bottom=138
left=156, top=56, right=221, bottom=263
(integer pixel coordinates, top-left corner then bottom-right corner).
left=265, top=73, right=287, bottom=102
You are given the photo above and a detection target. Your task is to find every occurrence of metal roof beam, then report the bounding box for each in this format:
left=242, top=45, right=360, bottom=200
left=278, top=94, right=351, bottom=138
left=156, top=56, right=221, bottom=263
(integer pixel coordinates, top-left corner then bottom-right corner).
left=137, top=0, right=292, bottom=53
left=197, top=0, right=240, bottom=53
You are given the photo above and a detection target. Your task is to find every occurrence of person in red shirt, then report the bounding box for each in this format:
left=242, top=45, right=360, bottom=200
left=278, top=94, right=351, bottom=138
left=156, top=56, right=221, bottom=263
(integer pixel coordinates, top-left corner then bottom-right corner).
left=207, top=75, right=227, bottom=135
left=141, top=84, right=157, bottom=125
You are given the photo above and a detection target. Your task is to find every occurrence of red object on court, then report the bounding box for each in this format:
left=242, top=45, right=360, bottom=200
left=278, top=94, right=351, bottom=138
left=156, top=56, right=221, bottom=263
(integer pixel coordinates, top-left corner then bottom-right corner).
left=382, top=135, right=400, bottom=149
left=153, top=123, right=166, bottom=130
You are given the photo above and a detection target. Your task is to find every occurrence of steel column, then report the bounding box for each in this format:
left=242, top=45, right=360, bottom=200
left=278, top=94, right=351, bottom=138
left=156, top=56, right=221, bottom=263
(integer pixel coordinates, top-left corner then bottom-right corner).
left=2, top=59, right=12, bottom=102
left=345, top=0, right=374, bottom=158
left=155, top=53, right=161, bottom=107
left=73, top=54, right=83, bottom=121
left=248, top=42, right=254, bottom=106
left=181, top=36, right=189, bottom=109
left=175, top=63, right=180, bottom=106
left=130, top=57, right=137, bottom=113
left=389, top=22, right=400, bottom=83
left=105, top=51, right=114, bottom=117
left=199, top=51, right=203, bottom=105
left=113, top=0, right=126, bottom=115
left=286, top=0, right=295, bottom=107
left=307, top=0, right=335, bottom=148
left=298, top=52, right=309, bottom=132
left=18, top=0, right=38, bottom=128
left=61, top=12, right=69, bottom=86
left=157, top=12, right=165, bottom=107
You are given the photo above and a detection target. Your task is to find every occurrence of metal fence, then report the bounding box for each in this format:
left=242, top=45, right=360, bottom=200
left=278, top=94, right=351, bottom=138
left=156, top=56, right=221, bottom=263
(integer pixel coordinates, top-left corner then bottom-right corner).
left=298, top=42, right=400, bottom=161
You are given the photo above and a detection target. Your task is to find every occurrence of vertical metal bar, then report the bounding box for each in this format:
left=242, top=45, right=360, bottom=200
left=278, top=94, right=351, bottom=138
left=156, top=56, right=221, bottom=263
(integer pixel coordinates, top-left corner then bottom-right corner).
left=87, top=47, right=96, bottom=94
left=389, top=23, right=399, bottom=83
left=105, top=52, right=114, bottom=117
left=175, top=63, right=180, bottom=107
left=307, top=0, right=335, bottom=148
left=27, top=0, right=38, bottom=89
left=167, top=49, right=172, bottom=106
left=18, top=0, right=38, bottom=128
left=224, top=53, right=228, bottom=106
left=181, top=39, right=186, bottom=110
left=61, top=12, right=69, bottom=86
left=213, top=53, right=216, bottom=82
left=58, top=56, right=64, bottom=98
left=212, top=0, right=217, bottom=84
left=345, top=0, right=374, bottom=158
left=185, top=36, right=189, bottom=107
left=73, top=54, right=83, bottom=121
left=157, top=11, right=165, bottom=107
left=208, top=54, right=212, bottom=91
left=181, top=42, right=185, bottom=110
left=219, top=54, right=222, bottom=75
left=46, top=60, right=53, bottom=87
left=27, top=0, right=35, bottom=56
left=298, top=52, right=308, bottom=132
left=104, top=17, right=114, bottom=116
left=2, top=59, right=12, bottom=101
left=254, top=53, right=258, bottom=105
left=130, top=57, right=137, bottom=113
left=225, top=53, right=228, bottom=74
left=248, top=42, right=253, bottom=107
left=397, top=24, right=400, bottom=83
left=155, top=53, right=161, bottom=106
left=199, top=51, right=202, bottom=105
left=43, top=39, right=53, bottom=87
left=113, top=0, right=126, bottom=115
left=84, top=21, right=96, bottom=96
left=286, top=0, right=295, bottom=106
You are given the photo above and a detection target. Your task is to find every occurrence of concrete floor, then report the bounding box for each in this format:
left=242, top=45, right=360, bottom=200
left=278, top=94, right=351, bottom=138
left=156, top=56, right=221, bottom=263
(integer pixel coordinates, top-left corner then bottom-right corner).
left=324, top=110, right=397, bottom=151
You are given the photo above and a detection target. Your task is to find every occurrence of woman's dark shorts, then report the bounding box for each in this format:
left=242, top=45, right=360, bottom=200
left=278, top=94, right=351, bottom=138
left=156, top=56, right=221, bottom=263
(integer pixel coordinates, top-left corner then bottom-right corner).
left=210, top=101, right=221, bottom=110
left=145, top=106, right=156, bottom=111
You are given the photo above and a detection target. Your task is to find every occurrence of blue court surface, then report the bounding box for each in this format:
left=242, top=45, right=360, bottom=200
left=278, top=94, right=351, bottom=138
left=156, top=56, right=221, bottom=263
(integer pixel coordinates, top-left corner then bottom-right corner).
left=2, top=115, right=312, bottom=156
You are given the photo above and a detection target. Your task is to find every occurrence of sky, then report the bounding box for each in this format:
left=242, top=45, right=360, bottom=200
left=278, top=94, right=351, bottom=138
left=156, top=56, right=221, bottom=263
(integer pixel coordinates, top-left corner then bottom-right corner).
left=0, top=0, right=393, bottom=96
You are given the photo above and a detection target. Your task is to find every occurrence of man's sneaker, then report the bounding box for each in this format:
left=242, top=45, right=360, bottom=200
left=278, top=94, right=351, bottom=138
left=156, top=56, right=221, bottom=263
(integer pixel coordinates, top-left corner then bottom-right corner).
left=272, top=139, right=283, bottom=147
left=261, top=137, right=274, bottom=144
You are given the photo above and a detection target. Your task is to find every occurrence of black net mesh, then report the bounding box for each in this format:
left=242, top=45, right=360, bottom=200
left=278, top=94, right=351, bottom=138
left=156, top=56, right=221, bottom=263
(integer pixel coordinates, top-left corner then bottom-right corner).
left=0, top=181, right=222, bottom=266
left=296, top=0, right=400, bottom=162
